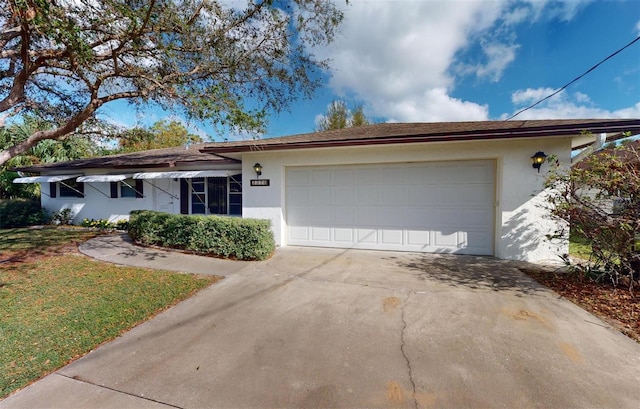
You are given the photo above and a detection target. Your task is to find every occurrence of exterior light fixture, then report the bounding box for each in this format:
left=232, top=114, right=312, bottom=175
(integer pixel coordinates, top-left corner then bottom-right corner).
left=531, top=151, right=547, bottom=173
left=253, top=163, right=263, bottom=178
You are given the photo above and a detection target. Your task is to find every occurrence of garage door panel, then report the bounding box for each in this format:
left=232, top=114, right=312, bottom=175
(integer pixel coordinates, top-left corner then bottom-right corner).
left=333, top=228, right=354, bottom=243
left=287, top=169, right=310, bottom=186
left=357, top=229, right=378, bottom=244
left=333, top=187, right=354, bottom=204
left=379, top=186, right=406, bottom=205
left=381, top=229, right=403, bottom=245
left=333, top=169, right=354, bottom=185
left=311, top=227, right=331, bottom=241
left=356, top=186, right=378, bottom=203
left=379, top=167, right=405, bottom=184
left=433, top=231, right=462, bottom=248
left=311, top=186, right=332, bottom=205
left=407, top=230, right=430, bottom=246
left=333, top=206, right=355, bottom=226
left=289, top=226, right=309, bottom=241
left=287, top=187, right=311, bottom=206
left=286, top=161, right=494, bottom=255
left=431, top=185, right=492, bottom=204
left=356, top=207, right=378, bottom=226
left=355, top=169, right=378, bottom=185
left=311, top=169, right=332, bottom=184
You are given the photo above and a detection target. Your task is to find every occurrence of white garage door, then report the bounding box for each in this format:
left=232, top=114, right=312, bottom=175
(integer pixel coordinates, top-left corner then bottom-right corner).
left=285, top=160, right=495, bottom=255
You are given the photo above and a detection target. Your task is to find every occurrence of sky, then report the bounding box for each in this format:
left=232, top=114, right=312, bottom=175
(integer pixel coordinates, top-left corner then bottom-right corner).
left=100, top=0, right=640, bottom=141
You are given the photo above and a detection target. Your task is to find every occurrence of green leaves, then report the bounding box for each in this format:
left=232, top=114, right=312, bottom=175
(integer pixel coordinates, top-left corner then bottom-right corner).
left=128, top=210, right=276, bottom=260
left=1, top=0, right=345, bottom=165
left=544, top=139, right=640, bottom=290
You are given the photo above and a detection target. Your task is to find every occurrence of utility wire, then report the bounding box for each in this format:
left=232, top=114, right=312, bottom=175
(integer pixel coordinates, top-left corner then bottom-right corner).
left=506, top=35, right=640, bottom=121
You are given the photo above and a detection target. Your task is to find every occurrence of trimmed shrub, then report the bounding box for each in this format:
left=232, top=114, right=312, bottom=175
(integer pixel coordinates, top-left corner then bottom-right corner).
left=81, top=218, right=129, bottom=231
left=128, top=210, right=275, bottom=261
left=0, top=199, right=47, bottom=228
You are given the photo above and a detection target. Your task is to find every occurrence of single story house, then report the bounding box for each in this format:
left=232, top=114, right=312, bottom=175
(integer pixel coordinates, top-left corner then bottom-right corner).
left=14, top=119, right=640, bottom=262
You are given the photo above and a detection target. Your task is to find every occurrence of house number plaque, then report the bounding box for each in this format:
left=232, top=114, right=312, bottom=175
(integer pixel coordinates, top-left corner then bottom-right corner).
left=250, top=179, right=270, bottom=186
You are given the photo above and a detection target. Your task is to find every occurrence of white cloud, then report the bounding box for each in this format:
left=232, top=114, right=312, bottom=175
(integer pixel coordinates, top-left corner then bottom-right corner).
left=315, top=0, right=505, bottom=122
left=511, top=87, right=558, bottom=104
left=504, top=87, right=640, bottom=119
left=458, top=41, right=520, bottom=82
left=312, top=0, right=596, bottom=123
left=376, top=88, right=489, bottom=123
left=635, top=19, right=640, bottom=36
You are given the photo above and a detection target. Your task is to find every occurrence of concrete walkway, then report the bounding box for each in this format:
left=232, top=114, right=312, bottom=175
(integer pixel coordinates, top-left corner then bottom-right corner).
left=2, top=237, right=640, bottom=408
left=77, top=233, right=250, bottom=275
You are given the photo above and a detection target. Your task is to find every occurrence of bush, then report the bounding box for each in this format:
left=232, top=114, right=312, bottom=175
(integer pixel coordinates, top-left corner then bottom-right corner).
left=81, top=218, right=129, bottom=230
left=49, top=208, right=74, bottom=225
left=128, top=210, right=275, bottom=261
left=0, top=199, right=47, bottom=228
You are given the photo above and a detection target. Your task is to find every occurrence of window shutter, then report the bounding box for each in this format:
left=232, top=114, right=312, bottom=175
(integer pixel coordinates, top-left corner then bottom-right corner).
left=49, top=182, right=57, bottom=198
left=135, top=180, right=144, bottom=198
left=110, top=182, right=118, bottom=198
left=180, top=179, right=189, bottom=214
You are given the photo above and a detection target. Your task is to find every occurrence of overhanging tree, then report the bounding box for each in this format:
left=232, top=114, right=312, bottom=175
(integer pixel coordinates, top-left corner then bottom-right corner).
left=0, top=0, right=344, bottom=166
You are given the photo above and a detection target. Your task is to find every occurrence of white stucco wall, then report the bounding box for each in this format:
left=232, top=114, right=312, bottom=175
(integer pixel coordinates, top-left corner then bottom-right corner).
left=39, top=163, right=240, bottom=223
left=40, top=178, right=168, bottom=224
left=241, top=137, right=571, bottom=262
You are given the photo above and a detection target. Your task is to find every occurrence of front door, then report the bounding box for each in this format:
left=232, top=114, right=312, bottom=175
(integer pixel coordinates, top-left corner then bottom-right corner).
left=155, top=178, right=177, bottom=214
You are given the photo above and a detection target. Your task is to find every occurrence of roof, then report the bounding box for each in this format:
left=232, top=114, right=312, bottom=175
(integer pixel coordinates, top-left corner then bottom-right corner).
left=15, top=144, right=237, bottom=173
left=14, top=119, right=640, bottom=173
left=576, top=140, right=640, bottom=169
left=200, top=119, right=640, bottom=154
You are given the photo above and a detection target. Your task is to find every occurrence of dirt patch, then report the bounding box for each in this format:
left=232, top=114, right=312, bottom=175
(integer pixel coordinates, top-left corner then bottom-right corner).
left=522, top=268, right=640, bottom=343
left=383, top=296, right=400, bottom=312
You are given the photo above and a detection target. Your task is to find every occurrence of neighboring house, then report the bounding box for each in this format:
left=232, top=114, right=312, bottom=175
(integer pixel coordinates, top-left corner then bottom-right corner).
left=14, top=119, right=640, bottom=262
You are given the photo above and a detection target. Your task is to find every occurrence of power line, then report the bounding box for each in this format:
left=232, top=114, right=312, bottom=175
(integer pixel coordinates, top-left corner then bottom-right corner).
left=506, top=35, right=640, bottom=121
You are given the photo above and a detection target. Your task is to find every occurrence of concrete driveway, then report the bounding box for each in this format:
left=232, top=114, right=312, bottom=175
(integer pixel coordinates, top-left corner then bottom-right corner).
left=2, top=246, right=640, bottom=408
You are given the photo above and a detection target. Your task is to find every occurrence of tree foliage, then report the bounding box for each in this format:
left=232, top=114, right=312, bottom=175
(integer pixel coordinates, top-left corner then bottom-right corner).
left=0, top=115, right=95, bottom=198
left=316, top=99, right=370, bottom=131
left=0, top=0, right=344, bottom=165
left=545, top=142, right=640, bottom=291
left=118, top=120, right=202, bottom=153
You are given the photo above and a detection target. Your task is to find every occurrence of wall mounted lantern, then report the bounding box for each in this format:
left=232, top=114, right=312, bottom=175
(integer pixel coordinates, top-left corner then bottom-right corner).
left=253, top=163, right=263, bottom=178
left=531, top=151, right=547, bottom=173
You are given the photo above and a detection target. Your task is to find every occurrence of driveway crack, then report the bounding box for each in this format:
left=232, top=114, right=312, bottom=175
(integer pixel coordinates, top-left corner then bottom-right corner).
left=401, top=291, right=418, bottom=409
left=57, top=373, right=182, bottom=408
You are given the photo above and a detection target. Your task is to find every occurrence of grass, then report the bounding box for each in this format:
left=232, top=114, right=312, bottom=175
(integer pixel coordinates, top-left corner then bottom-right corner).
left=0, top=226, right=102, bottom=259
left=0, top=227, right=219, bottom=398
left=569, top=231, right=592, bottom=260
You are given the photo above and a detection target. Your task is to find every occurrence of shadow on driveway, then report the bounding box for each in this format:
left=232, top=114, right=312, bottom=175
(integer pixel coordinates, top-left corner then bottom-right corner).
left=387, top=252, right=548, bottom=296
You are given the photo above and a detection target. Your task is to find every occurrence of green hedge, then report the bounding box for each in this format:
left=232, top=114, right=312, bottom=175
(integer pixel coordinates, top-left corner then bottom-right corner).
left=0, top=199, right=47, bottom=228
left=127, top=210, right=275, bottom=261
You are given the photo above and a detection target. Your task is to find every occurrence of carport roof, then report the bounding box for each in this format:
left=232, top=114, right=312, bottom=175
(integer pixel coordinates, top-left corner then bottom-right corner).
left=200, top=119, right=640, bottom=154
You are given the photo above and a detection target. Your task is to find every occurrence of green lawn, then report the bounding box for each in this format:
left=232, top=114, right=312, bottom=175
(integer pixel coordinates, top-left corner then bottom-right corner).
left=0, top=227, right=219, bottom=398
left=569, top=231, right=592, bottom=260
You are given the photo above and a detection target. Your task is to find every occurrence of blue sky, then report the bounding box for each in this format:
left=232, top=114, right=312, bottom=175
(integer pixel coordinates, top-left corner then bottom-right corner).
left=99, top=0, right=640, bottom=141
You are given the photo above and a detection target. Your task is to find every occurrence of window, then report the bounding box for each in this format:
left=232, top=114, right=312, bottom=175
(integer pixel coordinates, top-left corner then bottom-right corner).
left=229, top=174, right=242, bottom=216
left=180, top=175, right=242, bottom=216
left=110, top=179, right=143, bottom=198
left=191, top=177, right=207, bottom=214
left=58, top=180, right=84, bottom=198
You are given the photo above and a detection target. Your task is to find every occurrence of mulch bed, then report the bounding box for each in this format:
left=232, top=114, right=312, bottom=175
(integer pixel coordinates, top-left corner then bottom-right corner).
left=522, top=268, right=640, bottom=343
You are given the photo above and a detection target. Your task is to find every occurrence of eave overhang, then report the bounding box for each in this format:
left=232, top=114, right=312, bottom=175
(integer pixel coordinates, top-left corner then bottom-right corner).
left=199, top=119, right=640, bottom=155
